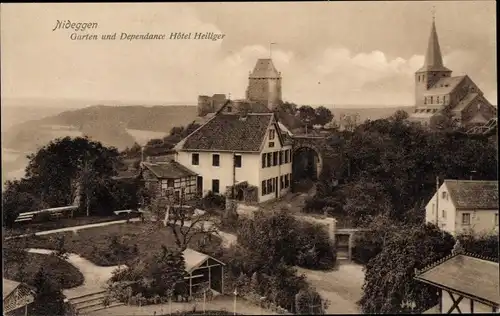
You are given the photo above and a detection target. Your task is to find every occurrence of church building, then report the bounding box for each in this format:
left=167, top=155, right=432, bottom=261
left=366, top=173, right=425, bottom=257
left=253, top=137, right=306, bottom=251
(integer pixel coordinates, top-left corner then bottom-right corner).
left=409, top=18, right=497, bottom=127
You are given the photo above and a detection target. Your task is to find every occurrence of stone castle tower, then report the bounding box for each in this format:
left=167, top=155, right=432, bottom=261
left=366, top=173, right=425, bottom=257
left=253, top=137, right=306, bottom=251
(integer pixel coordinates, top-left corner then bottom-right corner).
left=414, top=18, right=452, bottom=106
left=246, top=58, right=282, bottom=110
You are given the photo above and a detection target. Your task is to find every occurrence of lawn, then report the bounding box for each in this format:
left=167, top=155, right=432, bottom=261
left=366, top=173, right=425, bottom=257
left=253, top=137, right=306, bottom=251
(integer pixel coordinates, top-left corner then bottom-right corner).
left=4, top=215, right=131, bottom=238
left=3, top=250, right=84, bottom=289
left=8, top=222, right=222, bottom=266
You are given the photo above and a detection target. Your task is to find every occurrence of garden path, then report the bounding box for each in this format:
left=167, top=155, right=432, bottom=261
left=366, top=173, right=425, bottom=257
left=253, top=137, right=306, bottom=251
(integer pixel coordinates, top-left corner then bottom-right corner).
left=296, top=263, right=364, bottom=314
left=87, top=295, right=279, bottom=316
left=26, top=248, right=126, bottom=299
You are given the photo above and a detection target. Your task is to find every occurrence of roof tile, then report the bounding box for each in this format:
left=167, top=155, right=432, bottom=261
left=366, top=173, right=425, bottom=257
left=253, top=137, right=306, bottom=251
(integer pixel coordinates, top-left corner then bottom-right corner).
left=142, top=161, right=197, bottom=179
left=416, top=254, right=499, bottom=305
left=444, top=180, right=498, bottom=209
left=182, top=113, right=273, bottom=152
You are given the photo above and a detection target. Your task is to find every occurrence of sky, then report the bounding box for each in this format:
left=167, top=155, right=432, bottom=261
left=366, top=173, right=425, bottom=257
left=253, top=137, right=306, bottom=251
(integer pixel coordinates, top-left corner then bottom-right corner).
left=1, top=2, right=497, bottom=107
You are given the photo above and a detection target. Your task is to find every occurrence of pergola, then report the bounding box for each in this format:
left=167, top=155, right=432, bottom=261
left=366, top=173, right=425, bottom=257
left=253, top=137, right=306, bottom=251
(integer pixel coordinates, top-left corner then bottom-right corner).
left=3, top=279, right=34, bottom=316
left=182, top=248, right=225, bottom=298
left=415, top=250, right=499, bottom=314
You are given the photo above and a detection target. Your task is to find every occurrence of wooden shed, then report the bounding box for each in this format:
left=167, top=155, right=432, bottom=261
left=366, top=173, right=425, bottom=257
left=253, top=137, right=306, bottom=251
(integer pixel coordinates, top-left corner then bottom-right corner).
left=182, top=248, right=225, bottom=297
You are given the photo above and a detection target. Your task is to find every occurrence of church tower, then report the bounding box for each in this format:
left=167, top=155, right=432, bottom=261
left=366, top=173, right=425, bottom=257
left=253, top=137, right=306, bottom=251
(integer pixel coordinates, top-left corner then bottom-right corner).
left=246, top=58, right=282, bottom=110
left=415, top=17, right=452, bottom=106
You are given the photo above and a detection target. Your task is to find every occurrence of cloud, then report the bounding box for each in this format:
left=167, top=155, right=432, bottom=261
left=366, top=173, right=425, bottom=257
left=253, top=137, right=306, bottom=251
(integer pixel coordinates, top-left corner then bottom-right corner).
left=2, top=4, right=496, bottom=106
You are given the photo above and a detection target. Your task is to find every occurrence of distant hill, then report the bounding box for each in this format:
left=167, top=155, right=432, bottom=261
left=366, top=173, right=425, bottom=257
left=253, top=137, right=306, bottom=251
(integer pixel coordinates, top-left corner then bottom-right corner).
left=2, top=104, right=199, bottom=153
left=327, top=105, right=414, bottom=123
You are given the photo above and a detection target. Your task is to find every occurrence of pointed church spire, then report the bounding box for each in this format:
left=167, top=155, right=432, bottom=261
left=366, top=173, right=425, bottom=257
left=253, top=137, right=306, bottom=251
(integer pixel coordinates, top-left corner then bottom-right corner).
left=418, top=13, right=451, bottom=73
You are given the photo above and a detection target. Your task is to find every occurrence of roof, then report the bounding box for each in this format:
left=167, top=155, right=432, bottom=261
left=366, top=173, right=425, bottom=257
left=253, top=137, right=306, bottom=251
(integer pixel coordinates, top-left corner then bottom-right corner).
left=452, top=92, right=479, bottom=112
left=182, top=248, right=225, bottom=274
left=249, top=58, right=280, bottom=78
left=444, top=180, right=498, bottom=210
left=180, top=113, right=274, bottom=152
left=417, top=20, right=452, bottom=73
left=425, top=76, right=466, bottom=95
left=142, top=161, right=197, bottom=179
left=3, top=279, right=20, bottom=299
left=415, top=254, right=499, bottom=306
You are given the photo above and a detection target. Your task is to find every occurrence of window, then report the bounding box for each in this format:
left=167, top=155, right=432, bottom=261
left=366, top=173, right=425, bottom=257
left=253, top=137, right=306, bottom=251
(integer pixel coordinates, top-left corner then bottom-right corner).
left=437, top=96, right=440, bottom=103
left=262, top=154, right=266, bottom=168
left=167, top=179, right=174, bottom=188
left=212, top=154, right=220, bottom=167
left=442, top=191, right=447, bottom=199
left=269, top=129, right=275, bottom=140
left=192, top=153, right=199, bottom=165
left=430, top=96, right=433, bottom=104
left=234, top=155, right=242, bottom=168
left=462, top=213, right=471, bottom=225
left=285, top=150, right=289, bottom=163
left=267, top=153, right=272, bottom=167
left=269, top=142, right=275, bottom=148
left=212, top=179, right=220, bottom=194
left=280, top=175, right=284, bottom=190
left=261, top=180, right=266, bottom=195
left=432, top=203, right=435, bottom=214
left=495, top=213, right=498, bottom=226
left=284, top=174, right=289, bottom=188
left=288, top=149, right=292, bottom=163
left=442, top=210, right=446, bottom=219
left=266, top=179, right=272, bottom=193
left=227, top=106, right=232, bottom=113
left=279, top=151, right=283, bottom=165
left=273, top=152, right=278, bottom=166
left=424, top=98, right=427, bottom=105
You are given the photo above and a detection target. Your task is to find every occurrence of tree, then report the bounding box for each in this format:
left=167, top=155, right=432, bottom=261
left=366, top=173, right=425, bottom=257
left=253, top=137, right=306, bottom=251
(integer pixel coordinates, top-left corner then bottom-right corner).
left=155, top=192, right=221, bottom=251
left=390, top=110, right=409, bottom=121
left=297, top=106, right=317, bottom=130
left=2, top=179, right=41, bottom=228
left=314, top=106, right=334, bottom=127
left=23, top=136, right=120, bottom=209
left=359, top=223, right=455, bottom=314
left=340, top=113, right=360, bottom=132
left=341, top=180, right=392, bottom=226
left=31, top=267, right=66, bottom=316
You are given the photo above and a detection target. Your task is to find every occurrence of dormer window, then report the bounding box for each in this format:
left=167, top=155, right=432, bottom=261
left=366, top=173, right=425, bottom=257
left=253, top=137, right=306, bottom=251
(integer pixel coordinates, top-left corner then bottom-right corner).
left=227, top=106, right=232, bottom=113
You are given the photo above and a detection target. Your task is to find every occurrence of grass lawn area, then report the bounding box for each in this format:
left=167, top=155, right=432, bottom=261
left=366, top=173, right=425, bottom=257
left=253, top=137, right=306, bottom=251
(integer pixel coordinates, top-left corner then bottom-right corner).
left=9, top=222, right=222, bottom=266
left=3, top=250, right=84, bottom=289
left=4, top=215, right=130, bottom=237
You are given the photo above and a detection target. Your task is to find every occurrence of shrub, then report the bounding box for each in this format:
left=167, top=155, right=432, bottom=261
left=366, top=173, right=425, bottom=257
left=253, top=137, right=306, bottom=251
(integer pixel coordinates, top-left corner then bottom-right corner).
left=296, top=222, right=337, bottom=270
left=200, top=191, right=226, bottom=210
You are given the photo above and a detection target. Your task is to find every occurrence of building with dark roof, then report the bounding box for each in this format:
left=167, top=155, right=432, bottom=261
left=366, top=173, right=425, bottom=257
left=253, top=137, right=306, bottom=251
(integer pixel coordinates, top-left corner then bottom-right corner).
left=425, top=179, right=499, bottom=236
left=410, top=18, right=497, bottom=127
left=141, top=160, right=199, bottom=201
left=174, top=102, right=293, bottom=203
left=3, top=278, right=34, bottom=316
left=414, top=245, right=499, bottom=314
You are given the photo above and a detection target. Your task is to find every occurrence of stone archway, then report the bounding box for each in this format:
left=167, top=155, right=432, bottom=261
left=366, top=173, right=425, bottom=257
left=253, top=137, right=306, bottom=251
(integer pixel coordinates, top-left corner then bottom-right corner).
left=292, top=143, right=323, bottom=180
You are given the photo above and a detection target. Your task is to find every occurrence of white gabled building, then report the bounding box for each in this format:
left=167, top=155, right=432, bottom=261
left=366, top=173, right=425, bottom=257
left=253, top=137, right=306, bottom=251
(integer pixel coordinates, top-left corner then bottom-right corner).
left=425, top=180, right=499, bottom=236
left=174, top=101, right=293, bottom=203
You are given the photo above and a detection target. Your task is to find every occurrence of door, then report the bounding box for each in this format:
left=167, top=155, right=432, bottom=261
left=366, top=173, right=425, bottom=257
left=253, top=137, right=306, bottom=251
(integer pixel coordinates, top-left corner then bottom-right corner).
left=275, top=177, right=279, bottom=199
left=197, top=176, right=203, bottom=197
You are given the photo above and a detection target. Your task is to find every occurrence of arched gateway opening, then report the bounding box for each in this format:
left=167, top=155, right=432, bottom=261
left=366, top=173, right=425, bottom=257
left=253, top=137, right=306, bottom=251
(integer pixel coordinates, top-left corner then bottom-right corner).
left=292, top=144, right=323, bottom=192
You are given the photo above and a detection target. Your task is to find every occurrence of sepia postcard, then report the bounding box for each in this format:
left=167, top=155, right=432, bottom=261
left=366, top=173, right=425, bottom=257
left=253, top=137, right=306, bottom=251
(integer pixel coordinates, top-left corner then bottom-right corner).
left=1, top=2, right=498, bottom=316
